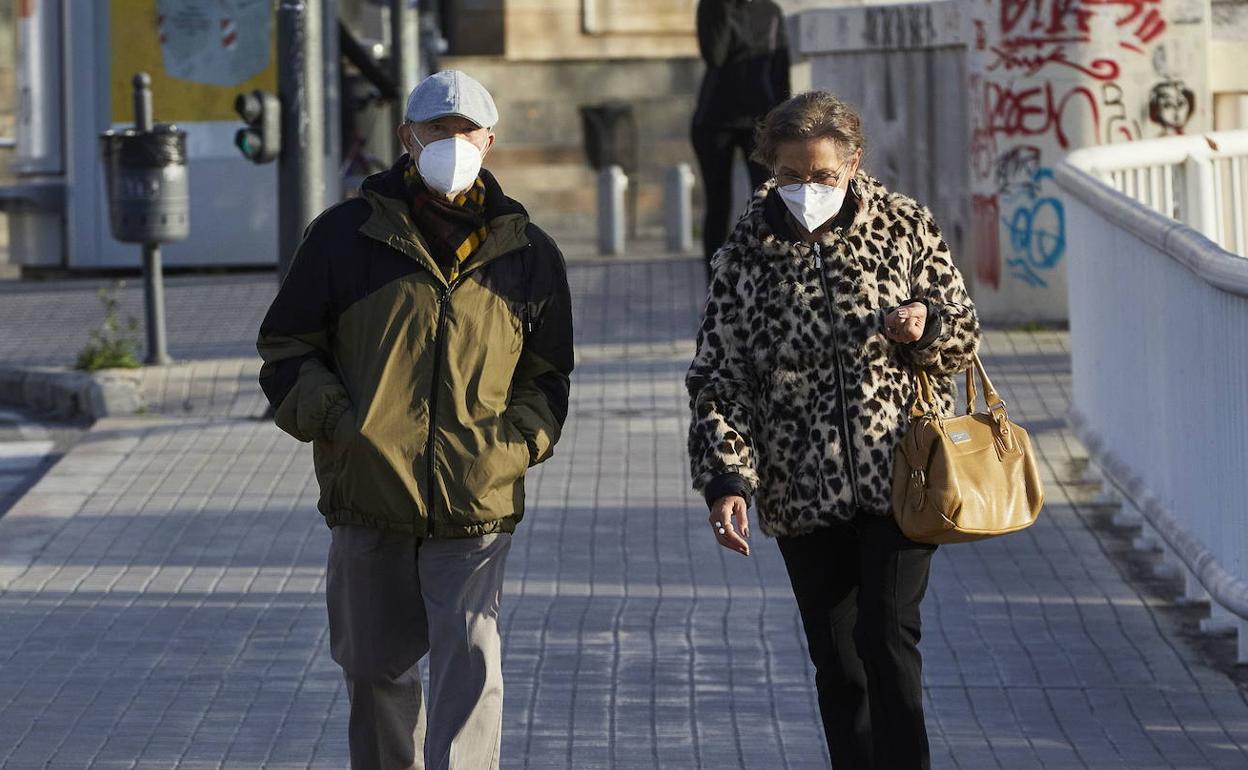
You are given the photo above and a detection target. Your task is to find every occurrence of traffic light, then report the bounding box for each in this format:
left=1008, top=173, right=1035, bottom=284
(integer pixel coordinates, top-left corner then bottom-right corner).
left=233, top=90, right=281, bottom=164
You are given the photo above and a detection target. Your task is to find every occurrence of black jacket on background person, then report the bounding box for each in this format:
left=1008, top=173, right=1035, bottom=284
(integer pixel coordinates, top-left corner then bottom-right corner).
left=693, top=0, right=791, bottom=129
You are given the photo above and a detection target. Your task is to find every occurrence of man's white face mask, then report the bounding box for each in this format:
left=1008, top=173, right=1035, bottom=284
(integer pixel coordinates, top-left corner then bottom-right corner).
left=777, top=183, right=847, bottom=233
left=411, top=134, right=484, bottom=199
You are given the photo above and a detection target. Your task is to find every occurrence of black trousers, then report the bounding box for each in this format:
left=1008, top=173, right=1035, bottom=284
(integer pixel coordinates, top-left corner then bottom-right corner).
left=691, top=124, right=771, bottom=270
left=777, top=512, right=937, bottom=770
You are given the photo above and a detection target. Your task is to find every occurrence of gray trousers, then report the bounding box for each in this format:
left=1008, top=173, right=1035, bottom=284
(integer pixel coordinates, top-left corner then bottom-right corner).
left=327, top=525, right=511, bottom=770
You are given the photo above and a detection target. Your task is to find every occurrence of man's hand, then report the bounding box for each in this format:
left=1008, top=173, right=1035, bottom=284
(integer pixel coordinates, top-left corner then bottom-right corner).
left=709, top=495, right=750, bottom=556
left=884, top=302, right=927, bottom=344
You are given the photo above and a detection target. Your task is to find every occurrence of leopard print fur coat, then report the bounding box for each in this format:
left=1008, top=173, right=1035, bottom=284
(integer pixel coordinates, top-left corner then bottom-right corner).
left=686, top=174, right=981, bottom=537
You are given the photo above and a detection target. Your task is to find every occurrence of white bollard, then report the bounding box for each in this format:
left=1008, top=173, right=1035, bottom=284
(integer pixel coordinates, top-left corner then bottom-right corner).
left=665, top=163, right=695, bottom=254
left=1152, top=543, right=1180, bottom=580
left=1177, top=567, right=1209, bottom=605
left=1201, top=602, right=1237, bottom=635
left=598, top=165, right=628, bottom=256
left=1130, top=501, right=1161, bottom=552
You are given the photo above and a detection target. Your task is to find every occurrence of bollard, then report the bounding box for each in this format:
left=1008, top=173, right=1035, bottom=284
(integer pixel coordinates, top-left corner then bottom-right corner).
left=1201, top=603, right=1237, bottom=635
left=1177, top=567, right=1209, bottom=606
left=598, top=165, right=628, bottom=256
left=665, top=163, right=695, bottom=254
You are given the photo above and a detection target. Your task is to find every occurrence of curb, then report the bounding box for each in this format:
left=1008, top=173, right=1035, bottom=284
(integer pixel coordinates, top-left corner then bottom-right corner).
left=0, top=365, right=144, bottom=421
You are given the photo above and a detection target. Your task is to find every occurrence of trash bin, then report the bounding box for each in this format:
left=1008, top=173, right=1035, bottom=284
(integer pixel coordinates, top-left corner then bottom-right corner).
left=579, top=101, right=638, bottom=173
left=99, top=124, right=190, bottom=244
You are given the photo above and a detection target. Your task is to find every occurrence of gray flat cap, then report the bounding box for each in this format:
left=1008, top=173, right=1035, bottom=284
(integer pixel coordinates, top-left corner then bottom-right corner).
left=404, top=70, right=499, bottom=129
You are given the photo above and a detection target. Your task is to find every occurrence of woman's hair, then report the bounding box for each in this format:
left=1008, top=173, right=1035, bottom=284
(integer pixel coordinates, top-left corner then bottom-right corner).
left=752, top=91, right=866, bottom=169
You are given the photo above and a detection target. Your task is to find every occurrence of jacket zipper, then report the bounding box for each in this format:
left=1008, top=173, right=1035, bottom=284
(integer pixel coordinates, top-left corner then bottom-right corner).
left=421, top=243, right=534, bottom=537
left=813, top=242, right=862, bottom=511
left=424, top=280, right=456, bottom=538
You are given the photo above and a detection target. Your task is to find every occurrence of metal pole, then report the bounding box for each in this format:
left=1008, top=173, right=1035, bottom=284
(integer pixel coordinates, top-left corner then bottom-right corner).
left=132, top=73, right=170, bottom=365
left=391, top=0, right=420, bottom=102
left=141, top=243, right=170, bottom=365
left=277, top=0, right=326, bottom=284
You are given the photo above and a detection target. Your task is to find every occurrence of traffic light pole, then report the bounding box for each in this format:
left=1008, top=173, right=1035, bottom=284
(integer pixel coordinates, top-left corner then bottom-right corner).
left=277, top=0, right=326, bottom=284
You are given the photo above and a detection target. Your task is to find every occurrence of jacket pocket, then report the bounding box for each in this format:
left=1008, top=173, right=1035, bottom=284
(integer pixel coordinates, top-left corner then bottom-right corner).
left=464, top=416, right=531, bottom=506
left=314, top=405, right=358, bottom=510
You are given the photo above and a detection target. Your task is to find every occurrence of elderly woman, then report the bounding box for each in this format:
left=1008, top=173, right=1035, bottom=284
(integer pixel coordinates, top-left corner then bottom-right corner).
left=686, top=91, right=980, bottom=769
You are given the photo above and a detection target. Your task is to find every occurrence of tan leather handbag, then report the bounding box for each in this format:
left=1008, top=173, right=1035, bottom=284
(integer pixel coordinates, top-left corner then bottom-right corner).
left=892, top=354, right=1044, bottom=544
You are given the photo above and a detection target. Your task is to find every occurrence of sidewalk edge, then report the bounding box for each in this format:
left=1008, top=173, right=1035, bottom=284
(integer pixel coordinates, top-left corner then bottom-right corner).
left=0, top=365, right=144, bottom=421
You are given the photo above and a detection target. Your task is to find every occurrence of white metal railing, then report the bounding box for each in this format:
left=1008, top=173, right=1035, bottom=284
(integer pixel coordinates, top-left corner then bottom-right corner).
left=1056, top=139, right=1248, bottom=661
left=1066, top=131, right=1248, bottom=257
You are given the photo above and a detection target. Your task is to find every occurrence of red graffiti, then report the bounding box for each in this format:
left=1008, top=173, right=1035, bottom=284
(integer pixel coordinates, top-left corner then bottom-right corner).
left=973, top=195, right=1002, bottom=290
left=987, top=44, right=1120, bottom=81
left=978, top=80, right=1101, bottom=149
left=1001, top=0, right=1094, bottom=39
left=1088, top=0, right=1167, bottom=43
left=998, top=0, right=1166, bottom=49
left=970, top=129, right=999, bottom=183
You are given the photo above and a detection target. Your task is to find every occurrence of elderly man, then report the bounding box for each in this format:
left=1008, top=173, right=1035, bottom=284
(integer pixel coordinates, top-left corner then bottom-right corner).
left=257, top=70, right=574, bottom=770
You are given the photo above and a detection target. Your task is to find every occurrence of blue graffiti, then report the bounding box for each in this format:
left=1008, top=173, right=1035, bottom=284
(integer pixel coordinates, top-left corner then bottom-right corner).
left=1000, top=167, right=1066, bottom=288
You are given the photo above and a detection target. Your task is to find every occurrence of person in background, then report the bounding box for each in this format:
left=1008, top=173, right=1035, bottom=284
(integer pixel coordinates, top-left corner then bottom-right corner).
left=686, top=91, right=980, bottom=769
left=257, top=70, right=574, bottom=770
left=692, top=0, right=791, bottom=274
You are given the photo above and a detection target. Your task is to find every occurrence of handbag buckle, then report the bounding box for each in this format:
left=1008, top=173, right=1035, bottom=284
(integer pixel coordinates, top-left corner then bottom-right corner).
left=909, top=469, right=926, bottom=485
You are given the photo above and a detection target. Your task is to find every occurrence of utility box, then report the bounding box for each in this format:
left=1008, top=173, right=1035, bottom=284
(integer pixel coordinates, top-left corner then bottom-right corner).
left=100, top=125, right=190, bottom=244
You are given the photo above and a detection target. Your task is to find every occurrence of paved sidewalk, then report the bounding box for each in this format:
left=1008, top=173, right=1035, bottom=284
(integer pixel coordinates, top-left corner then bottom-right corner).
left=1, top=260, right=1247, bottom=768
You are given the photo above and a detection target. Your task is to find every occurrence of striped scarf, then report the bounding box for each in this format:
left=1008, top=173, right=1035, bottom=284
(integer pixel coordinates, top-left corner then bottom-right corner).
left=404, top=161, right=490, bottom=282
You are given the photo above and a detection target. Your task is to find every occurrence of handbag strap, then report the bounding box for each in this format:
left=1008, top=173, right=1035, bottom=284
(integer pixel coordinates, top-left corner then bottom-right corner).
left=913, top=353, right=1007, bottom=421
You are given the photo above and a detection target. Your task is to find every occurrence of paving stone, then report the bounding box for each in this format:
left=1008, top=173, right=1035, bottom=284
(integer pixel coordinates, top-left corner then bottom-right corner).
left=0, top=260, right=1246, bottom=768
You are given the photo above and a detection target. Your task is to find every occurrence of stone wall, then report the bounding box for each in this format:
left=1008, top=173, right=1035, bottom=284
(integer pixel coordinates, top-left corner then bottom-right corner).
left=502, top=0, right=697, bottom=61
left=444, top=55, right=703, bottom=250
left=1211, top=0, right=1248, bottom=129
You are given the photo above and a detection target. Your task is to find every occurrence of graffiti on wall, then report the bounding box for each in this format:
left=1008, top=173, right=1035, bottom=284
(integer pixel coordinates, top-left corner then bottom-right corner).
left=863, top=5, right=939, bottom=49
left=1002, top=167, right=1066, bottom=288
left=1102, top=82, right=1143, bottom=142
left=976, top=80, right=1100, bottom=149
left=1148, top=78, right=1195, bottom=132
left=970, top=0, right=1186, bottom=292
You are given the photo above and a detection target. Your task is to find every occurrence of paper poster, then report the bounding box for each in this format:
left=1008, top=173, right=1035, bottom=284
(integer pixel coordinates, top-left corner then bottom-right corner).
left=157, top=0, right=271, bottom=87
left=110, top=0, right=277, bottom=124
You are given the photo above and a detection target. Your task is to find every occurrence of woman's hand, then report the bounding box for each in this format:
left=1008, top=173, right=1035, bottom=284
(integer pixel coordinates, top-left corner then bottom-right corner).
left=883, top=302, right=927, bottom=344
left=709, top=495, right=751, bottom=556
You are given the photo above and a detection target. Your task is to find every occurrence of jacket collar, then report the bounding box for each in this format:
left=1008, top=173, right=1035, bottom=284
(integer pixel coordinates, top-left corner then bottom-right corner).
left=736, top=172, right=891, bottom=261
left=357, top=157, right=531, bottom=285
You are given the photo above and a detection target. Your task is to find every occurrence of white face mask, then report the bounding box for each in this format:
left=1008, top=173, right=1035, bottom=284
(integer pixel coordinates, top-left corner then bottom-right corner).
left=411, top=134, right=484, bottom=199
left=777, top=182, right=847, bottom=233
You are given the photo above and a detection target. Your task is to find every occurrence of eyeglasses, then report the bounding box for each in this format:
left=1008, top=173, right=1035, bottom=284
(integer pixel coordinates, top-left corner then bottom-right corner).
left=775, top=157, right=857, bottom=192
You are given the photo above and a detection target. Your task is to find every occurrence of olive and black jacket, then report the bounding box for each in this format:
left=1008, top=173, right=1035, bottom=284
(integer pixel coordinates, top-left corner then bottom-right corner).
left=258, top=159, right=574, bottom=538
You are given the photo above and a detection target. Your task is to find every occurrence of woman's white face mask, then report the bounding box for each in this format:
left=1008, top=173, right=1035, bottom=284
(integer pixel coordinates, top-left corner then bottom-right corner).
left=411, top=134, right=484, bottom=199
left=774, top=151, right=858, bottom=232
left=777, top=183, right=847, bottom=233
